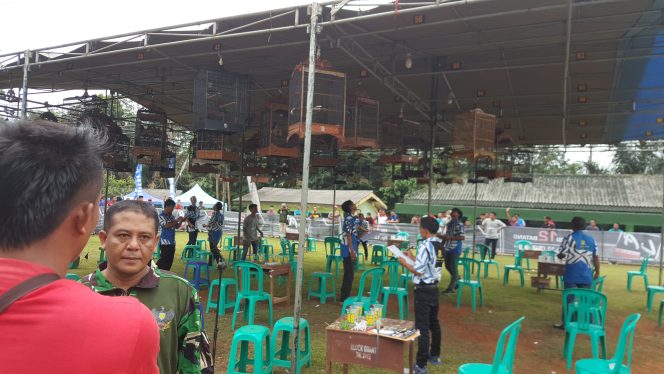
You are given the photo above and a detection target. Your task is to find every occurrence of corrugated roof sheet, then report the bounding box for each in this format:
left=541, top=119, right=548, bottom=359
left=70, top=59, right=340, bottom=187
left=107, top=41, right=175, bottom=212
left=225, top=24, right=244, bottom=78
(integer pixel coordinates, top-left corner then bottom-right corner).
left=238, top=187, right=387, bottom=209
left=405, top=175, right=662, bottom=213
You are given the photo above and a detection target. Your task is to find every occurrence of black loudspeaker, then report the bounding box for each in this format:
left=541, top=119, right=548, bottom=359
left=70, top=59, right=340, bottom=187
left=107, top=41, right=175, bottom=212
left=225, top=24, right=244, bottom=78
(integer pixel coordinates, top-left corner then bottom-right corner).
left=193, top=70, right=249, bottom=133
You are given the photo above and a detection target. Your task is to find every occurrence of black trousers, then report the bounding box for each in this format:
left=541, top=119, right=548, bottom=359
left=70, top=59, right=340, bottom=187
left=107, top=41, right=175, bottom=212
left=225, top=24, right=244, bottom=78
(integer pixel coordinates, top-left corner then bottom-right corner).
left=485, top=238, right=498, bottom=259
left=414, top=286, right=442, bottom=367
left=444, top=251, right=459, bottom=292
left=156, top=244, right=176, bottom=271
left=360, top=241, right=368, bottom=258
left=340, top=256, right=355, bottom=301
left=208, top=235, right=222, bottom=266
left=187, top=230, right=199, bottom=246
left=241, top=241, right=259, bottom=260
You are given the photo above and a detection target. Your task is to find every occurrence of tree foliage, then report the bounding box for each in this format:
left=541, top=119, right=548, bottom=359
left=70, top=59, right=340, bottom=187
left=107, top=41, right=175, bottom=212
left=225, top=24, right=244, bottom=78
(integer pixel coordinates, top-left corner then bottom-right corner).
left=531, top=147, right=584, bottom=174
left=612, top=143, right=664, bottom=174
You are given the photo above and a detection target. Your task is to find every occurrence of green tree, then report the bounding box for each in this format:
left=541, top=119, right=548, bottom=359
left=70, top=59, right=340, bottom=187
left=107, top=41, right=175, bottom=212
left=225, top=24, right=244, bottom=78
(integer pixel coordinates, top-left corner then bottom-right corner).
left=612, top=143, right=664, bottom=174
left=101, top=173, right=135, bottom=198
left=532, top=147, right=584, bottom=174
left=377, top=179, right=418, bottom=209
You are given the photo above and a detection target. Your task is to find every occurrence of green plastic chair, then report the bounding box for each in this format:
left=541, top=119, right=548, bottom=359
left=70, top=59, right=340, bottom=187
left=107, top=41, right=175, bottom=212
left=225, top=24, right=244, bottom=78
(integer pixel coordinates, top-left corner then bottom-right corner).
left=646, top=284, right=664, bottom=311
left=324, top=237, right=343, bottom=278
left=196, top=239, right=208, bottom=251
left=231, top=261, right=273, bottom=329
left=206, top=277, right=237, bottom=315
left=181, top=244, right=200, bottom=260
left=354, top=251, right=366, bottom=271
left=271, top=317, right=312, bottom=374
left=458, top=316, right=525, bottom=374
left=381, top=260, right=409, bottom=319
left=227, top=324, right=273, bottom=374
left=477, top=243, right=500, bottom=279
left=65, top=273, right=80, bottom=281
left=371, top=244, right=386, bottom=265
left=658, top=300, right=664, bottom=327
left=68, top=257, right=80, bottom=270
left=592, top=275, right=606, bottom=292
left=502, top=250, right=525, bottom=287
left=627, top=255, right=650, bottom=292
left=340, top=267, right=385, bottom=316
left=457, top=258, right=484, bottom=312
left=514, top=240, right=532, bottom=271
left=563, top=289, right=608, bottom=370
left=308, top=271, right=336, bottom=304
left=575, top=313, right=640, bottom=374
left=457, top=246, right=475, bottom=269
left=399, top=265, right=412, bottom=289
left=306, top=237, right=317, bottom=252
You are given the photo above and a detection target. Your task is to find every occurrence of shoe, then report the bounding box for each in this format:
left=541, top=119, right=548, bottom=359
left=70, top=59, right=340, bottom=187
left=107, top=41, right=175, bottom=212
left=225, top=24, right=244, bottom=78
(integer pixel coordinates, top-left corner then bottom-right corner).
left=442, top=289, right=455, bottom=295
left=413, top=364, right=428, bottom=374
left=553, top=323, right=565, bottom=330
left=428, top=356, right=442, bottom=366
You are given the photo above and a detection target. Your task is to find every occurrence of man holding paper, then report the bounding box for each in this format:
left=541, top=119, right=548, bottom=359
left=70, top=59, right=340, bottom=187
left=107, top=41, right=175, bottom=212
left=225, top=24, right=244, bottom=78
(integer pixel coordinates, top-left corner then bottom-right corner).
left=398, top=217, right=442, bottom=374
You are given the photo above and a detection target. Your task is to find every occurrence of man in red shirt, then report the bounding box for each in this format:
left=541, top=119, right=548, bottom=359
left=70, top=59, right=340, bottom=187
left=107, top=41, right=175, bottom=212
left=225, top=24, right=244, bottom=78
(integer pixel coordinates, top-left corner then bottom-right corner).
left=0, top=120, right=160, bottom=373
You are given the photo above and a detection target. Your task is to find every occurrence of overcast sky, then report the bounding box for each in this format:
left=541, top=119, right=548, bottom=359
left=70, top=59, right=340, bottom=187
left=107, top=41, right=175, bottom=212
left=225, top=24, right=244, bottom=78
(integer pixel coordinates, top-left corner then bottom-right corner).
left=2, top=0, right=612, bottom=167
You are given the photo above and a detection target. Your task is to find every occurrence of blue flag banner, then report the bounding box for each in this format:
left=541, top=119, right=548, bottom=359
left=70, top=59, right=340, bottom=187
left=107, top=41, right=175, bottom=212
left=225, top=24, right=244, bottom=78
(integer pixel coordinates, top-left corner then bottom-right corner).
left=134, top=164, right=143, bottom=196
left=168, top=177, right=175, bottom=198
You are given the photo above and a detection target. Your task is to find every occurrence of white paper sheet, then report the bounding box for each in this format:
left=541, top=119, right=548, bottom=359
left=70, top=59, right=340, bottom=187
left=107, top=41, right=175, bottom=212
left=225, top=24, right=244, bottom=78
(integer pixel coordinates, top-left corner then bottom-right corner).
left=387, top=245, right=414, bottom=266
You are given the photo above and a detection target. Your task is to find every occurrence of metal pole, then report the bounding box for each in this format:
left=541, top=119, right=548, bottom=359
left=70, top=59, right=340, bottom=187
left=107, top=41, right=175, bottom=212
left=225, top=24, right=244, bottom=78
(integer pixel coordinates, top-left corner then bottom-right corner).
left=472, top=159, right=478, bottom=249
left=332, top=167, right=337, bottom=235
left=103, top=169, right=110, bottom=215
left=659, top=172, right=664, bottom=285
left=20, top=49, right=30, bottom=119
left=561, top=0, right=573, bottom=146
left=236, top=131, right=246, bottom=261
left=427, top=58, right=440, bottom=215
left=292, top=3, right=320, bottom=373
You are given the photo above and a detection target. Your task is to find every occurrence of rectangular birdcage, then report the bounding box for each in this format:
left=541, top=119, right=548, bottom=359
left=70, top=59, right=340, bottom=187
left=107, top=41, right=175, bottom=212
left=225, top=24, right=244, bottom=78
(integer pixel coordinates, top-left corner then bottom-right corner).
left=451, top=109, right=496, bottom=160
left=195, top=129, right=239, bottom=162
left=132, top=107, right=167, bottom=164
left=310, top=137, right=339, bottom=168
left=288, top=62, right=346, bottom=142
left=497, top=149, right=533, bottom=182
left=343, top=96, right=379, bottom=149
left=193, top=70, right=249, bottom=133
left=258, top=102, right=299, bottom=158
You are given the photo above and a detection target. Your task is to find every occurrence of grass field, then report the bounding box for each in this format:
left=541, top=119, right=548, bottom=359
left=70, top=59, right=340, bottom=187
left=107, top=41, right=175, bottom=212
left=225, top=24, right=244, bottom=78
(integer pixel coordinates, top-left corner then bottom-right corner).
left=69, top=232, right=664, bottom=373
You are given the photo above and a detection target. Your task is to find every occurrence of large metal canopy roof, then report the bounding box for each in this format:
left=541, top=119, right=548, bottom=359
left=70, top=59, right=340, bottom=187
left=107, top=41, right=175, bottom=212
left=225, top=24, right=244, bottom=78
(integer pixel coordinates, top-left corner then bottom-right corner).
left=1, top=0, right=663, bottom=146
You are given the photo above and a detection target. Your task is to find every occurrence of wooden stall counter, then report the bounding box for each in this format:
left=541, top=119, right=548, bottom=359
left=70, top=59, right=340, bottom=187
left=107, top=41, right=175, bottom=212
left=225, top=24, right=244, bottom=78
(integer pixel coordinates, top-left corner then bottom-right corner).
left=326, top=317, right=418, bottom=373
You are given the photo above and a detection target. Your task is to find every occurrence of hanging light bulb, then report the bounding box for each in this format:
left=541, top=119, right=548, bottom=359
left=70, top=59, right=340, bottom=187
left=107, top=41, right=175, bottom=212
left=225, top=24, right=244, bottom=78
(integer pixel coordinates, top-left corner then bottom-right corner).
left=217, top=52, right=224, bottom=66
left=404, top=53, right=413, bottom=69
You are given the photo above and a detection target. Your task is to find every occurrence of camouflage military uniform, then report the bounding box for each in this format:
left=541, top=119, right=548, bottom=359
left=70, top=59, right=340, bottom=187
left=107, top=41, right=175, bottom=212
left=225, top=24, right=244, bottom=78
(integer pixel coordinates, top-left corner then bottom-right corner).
left=82, top=262, right=209, bottom=374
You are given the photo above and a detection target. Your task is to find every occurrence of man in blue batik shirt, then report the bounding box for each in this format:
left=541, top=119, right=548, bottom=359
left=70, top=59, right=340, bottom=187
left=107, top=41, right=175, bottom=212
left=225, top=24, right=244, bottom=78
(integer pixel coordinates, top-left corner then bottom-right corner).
left=439, top=207, right=465, bottom=295
left=339, top=200, right=358, bottom=301
left=554, top=216, right=600, bottom=329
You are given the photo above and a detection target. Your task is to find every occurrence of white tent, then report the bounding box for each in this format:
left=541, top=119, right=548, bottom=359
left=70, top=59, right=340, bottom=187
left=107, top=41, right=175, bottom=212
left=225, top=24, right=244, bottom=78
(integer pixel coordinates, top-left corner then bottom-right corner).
left=176, top=184, right=221, bottom=208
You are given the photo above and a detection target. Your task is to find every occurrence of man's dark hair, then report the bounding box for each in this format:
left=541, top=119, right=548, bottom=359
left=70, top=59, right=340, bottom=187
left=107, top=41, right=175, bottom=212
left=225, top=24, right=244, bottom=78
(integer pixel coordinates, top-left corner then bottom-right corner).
left=164, top=198, right=176, bottom=208
left=491, top=211, right=497, bottom=215
left=104, top=200, right=159, bottom=233
left=248, top=203, right=257, bottom=210
left=420, top=216, right=439, bottom=234
left=571, top=216, right=586, bottom=231
left=451, top=207, right=463, bottom=217
left=213, top=202, right=223, bottom=211
left=0, top=120, right=107, bottom=250
left=544, top=216, right=552, bottom=220
left=341, top=200, right=354, bottom=214
left=138, top=195, right=143, bottom=199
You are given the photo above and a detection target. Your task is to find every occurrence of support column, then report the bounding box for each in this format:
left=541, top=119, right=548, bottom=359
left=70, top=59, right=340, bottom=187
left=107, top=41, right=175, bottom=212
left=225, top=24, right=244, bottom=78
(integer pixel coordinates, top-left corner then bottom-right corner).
left=427, top=58, right=440, bottom=215
left=292, top=3, right=320, bottom=373
left=21, top=49, right=30, bottom=119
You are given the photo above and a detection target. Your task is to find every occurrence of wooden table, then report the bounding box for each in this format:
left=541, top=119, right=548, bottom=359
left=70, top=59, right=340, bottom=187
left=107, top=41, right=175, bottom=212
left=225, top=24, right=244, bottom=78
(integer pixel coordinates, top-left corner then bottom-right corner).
left=536, top=261, right=566, bottom=290
left=285, top=232, right=299, bottom=241
left=326, top=317, right=418, bottom=373
left=262, top=263, right=292, bottom=306
left=522, top=249, right=543, bottom=259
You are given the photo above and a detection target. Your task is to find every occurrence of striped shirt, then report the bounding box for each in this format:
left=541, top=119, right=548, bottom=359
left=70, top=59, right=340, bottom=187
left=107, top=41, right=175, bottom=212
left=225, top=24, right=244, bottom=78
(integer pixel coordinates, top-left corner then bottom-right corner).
left=412, top=237, right=441, bottom=285
left=208, top=211, right=224, bottom=232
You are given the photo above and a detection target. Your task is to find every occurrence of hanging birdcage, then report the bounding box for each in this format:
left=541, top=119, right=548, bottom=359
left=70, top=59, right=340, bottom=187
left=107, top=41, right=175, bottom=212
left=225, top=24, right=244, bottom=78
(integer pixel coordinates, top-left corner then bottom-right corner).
left=342, top=95, right=379, bottom=149
left=194, top=129, right=239, bottom=162
left=310, top=137, right=340, bottom=168
left=133, top=107, right=167, bottom=165
left=258, top=102, right=299, bottom=158
left=193, top=70, right=249, bottom=133
left=499, top=148, right=533, bottom=183
left=77, top=108, right=132, bottom=172
left=288, top=60, right=346, bottom=142
left=450, top=109, right=496, bottom=161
